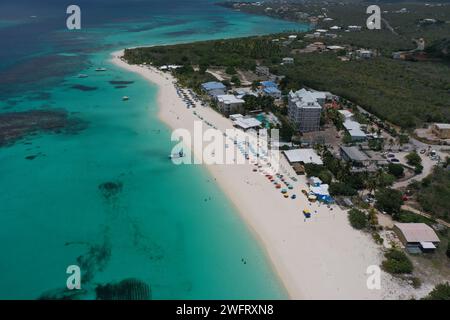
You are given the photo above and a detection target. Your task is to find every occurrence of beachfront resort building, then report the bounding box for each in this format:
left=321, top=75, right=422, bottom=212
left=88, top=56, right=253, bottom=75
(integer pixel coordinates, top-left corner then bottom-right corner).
left=260, top=81, right=282, bottom=99
left=283, top=148, right=323, bottom=165
left=287, top=89, right=327, bottom=132
left=233, top=116, right=262, bottom=131
left=394, top=223, right=440, bottom=252
left=216, top=94, right=245, bottom=115
left=201, top=81, right=226, bottom=97
left=432, top=123, right=450, bottom=139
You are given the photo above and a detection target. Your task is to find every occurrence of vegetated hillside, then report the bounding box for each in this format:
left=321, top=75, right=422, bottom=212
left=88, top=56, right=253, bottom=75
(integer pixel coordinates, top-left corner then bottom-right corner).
left=411, top=167, right=450, bottom=223
left=427, top=38, right=450, bottom=60
left=278, top=52, right=450, bottom=128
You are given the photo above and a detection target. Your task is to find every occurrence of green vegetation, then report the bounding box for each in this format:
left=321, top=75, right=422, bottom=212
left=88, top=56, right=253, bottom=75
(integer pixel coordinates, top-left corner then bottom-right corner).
left=280, top=53, right=450, bottom=128
left=372, top=232, right=384, bottom=245
left=124, top=37, right=278, bottom=71
left=427, top=38, right=450, bottom=61
left=382, top=249, right=413, bottom=274
left=375, top=188, right=403, bottom=214
left=410, top=167, right=450, bottom=222
left=329, top=182, right=357, bottom=196
left=406, top=151, right=422, bottom=167
left=393, top=210, right=435, bottom=225
left=423, top=282, right=450, bottom=300
left=388, top=163, right=404, bottom=178
left=242, top=95, right=275, bottom=113
left=348, top=209, right=368, bottom=230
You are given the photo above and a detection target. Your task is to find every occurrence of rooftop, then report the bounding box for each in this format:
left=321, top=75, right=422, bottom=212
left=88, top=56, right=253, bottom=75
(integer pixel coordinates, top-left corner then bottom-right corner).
left=343, top=119, right=367, bottom=138
left=395, top=223, right=440, bottom=243
left=217, top=94, right=245, bottom=104
left=260, top=81, right=278, bottom=88
left=263, top=87, right=282, bottom=94
left=434, top=123, right=450, bottom=129
left=340, top=146, right=369, bottom=162
left=201, top=81, right=226, bottom=91
left=283, top=148, right=323, bottom=165
left=233, top=117, right=262, bottom=130
left=289, top=89, right=325, bottom=110
left=208, top=88, right=227, bottom=97
left=338, top=110, right=354, bottom=119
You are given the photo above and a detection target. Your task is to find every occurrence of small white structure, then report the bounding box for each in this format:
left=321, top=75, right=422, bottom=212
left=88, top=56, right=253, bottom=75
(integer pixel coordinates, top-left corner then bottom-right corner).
left=356, top=49, right=374, bottom=59
left=160, top=64, right=182, bottom=71
left=338, top=110, right=354, bottom=119
left=288, top=35, right=298, bottom=40
left=348, top=25, right=362, bottom=31
left=283, top=148, right=323, bottom=165
left=233, top=117, right=262, bottom=130
left=282, top=57, right=294, bottom=64
left=229, top=114, right=244, bottom=121
left=327, top=45, right=345, bottom=51
left=343, top=119, right=367, bottom=141
left=310, top=184, right=330, bottom=196
left=330, top=25, right=342, bottom=30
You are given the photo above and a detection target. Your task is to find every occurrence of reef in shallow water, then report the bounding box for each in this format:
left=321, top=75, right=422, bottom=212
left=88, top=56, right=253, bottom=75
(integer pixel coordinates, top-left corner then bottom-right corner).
left=37, top=288, right=88, bottom=300
left=70, top=84, right=98, bottom=91
left=95, top=278, right=151, bottom=300
left=0, top=109, right=87, bottom=147
left=76, top=242, right=112, bottom=283
left=109, top=80, right=134, bottom=85
left=98, top=181, right=123, bottom=200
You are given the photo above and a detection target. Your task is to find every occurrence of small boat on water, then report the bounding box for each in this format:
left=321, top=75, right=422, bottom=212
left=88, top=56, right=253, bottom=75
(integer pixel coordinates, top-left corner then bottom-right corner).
left=78, top=74, right=88, bottom=78
left=122, top=96, right=129, bottom=101
left=95, top=67, right=107, bottom=72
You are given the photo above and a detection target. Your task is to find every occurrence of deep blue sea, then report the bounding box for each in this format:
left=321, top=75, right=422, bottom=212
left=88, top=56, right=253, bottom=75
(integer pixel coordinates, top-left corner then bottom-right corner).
left=0, top=0, right=307, bottom=299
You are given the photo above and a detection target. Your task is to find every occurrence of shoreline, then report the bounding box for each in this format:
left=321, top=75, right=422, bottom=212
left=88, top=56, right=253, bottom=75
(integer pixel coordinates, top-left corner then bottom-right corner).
left=111, top=49, right=412, bottom=300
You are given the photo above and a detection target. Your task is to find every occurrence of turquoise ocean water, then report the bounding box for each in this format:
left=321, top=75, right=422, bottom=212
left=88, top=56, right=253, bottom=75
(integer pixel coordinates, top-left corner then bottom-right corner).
left=0, top=0, right=307, bottom=299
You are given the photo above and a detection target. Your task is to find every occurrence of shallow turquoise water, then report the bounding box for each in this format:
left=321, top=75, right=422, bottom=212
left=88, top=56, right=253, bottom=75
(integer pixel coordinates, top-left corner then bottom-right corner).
left=0, top=0, right=307, bottom=299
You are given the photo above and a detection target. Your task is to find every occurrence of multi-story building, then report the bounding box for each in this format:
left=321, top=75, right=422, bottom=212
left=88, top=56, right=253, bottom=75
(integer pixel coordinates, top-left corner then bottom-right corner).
left=216, top=94, right=245, bottom=115
left=287, top=89, right=324, bottom=132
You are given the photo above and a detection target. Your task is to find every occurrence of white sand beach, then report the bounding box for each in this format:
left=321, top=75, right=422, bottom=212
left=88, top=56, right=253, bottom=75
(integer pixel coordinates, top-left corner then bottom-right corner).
left=111, top=50, right=414, bottom=300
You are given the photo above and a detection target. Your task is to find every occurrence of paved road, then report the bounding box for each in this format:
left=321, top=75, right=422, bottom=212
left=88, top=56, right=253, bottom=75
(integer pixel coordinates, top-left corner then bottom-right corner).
left=393, top=152, right=436, bottom=189
left=381, top=18, right=398, bottom=35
